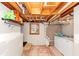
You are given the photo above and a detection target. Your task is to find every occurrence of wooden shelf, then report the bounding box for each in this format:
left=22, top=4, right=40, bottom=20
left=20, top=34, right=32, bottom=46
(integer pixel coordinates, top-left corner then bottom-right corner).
left=2, top=18, right=23, bottom=25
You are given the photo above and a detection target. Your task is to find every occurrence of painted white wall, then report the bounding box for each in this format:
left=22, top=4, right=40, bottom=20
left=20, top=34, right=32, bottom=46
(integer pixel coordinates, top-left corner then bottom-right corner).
left=0, top=33, right=23, bottom=56
left=0, top=3, right=21, bottom=33
left=74, top=5, right=79, bottom=56
left=0, top=3, right=23, bottom=56
left=23, top=22, right=49, bottom=45
left=61, top=18, right=74, bottom=37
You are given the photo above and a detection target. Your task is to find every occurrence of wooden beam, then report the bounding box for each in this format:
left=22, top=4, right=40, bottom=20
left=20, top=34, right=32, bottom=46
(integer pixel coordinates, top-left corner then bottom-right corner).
left=27, top=20, right=47, bottom=23
left=40, top=2, right=44, bottom=14
left=1, top=2, right=15, bottom=10
left=24, top=2, right=32, bottom=14
left=46, top=15, right=53, bottom=21
left=46, top=2, right=66, bottom=22
left=50, top=2, right=61, bottom=14
left=24, top=14, right=48, bottom=22
left=1, top=2, right=27, bottom=22
left=52, top=2, right=67, bottom=13
left=47, top=2, right=79, bottom=22
left=60, top=8, right=73, bottom=17
left=8, top=2, right=22, bottom=13
left=2, top=18, right=23, bottom=25
left=61, top=2, right=79, bottom=17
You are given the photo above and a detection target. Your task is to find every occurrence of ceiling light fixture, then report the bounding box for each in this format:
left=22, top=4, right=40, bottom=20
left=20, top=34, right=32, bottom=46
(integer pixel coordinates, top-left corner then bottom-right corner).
left=58, top=2, right=72, bottom=13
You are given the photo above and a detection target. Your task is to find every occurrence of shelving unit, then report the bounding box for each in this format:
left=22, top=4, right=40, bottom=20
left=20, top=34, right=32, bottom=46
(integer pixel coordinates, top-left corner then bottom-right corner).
left=2, top=18, right=23, bottom=25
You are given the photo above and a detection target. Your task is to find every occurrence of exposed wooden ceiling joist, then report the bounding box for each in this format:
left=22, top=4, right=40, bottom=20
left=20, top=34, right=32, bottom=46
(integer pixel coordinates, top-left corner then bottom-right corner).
left=1, top=2, right=78, bottom=22
left=1, top=2, right=27, bottom=22
left=46, top=2, right=67, bottom=22
left=60, top=2, right=79, bottom=17
left=41, top=2, right=61, bottom=15
left=52, top=2, right=67, bottom=14
left=25, top=14, right=48, bottom=22
left=47, top=2, right=79, bottom=22
left=1, top=2, right=15, bottom=10
left=60, top=2, right=78, bottom=14
left=50, top=2, right=61, bottom=14
left=25, top=2, right=44, bottom=15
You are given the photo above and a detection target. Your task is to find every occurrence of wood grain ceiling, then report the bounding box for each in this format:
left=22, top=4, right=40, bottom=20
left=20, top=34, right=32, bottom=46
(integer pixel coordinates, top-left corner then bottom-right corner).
left=1, top=2, right=79, bottom=22
left=24, top=2, right=61, bottom=15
